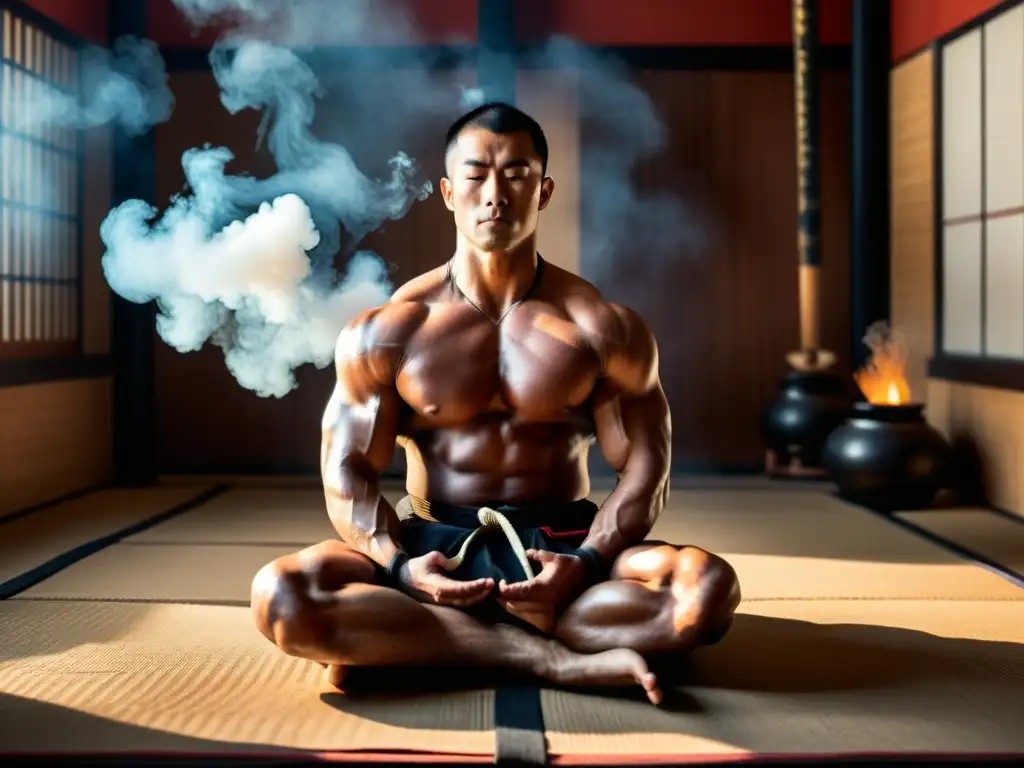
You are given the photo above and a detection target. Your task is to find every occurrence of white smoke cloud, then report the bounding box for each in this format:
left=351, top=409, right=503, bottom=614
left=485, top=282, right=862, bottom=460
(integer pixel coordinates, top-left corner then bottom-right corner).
left=83, top=0, right=701, bottom=398
left=98, top=2, right=440, bottom=397
left=170, top=0, right=271, bottom=24
left=101, top=191, right=394, bottom=396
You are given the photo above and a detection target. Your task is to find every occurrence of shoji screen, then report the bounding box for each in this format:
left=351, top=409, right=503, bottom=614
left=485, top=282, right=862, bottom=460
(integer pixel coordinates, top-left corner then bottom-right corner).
left=941, top=3, right=1024, bottom=360
left=0, top=7, right=81, bottom=358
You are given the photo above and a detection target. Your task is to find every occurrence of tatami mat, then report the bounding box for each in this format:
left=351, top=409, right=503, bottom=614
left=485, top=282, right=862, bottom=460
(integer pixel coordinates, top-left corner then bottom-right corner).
left=2, top=596, right=1022, bottom=758
left=651, top=510, right=1023, bottom=600
left=543, top=599, right=1024, bottom=758
left=894, top=508, right=1024, bottom=573
left=122, top=488, right=401, bottom=546
left=0, top=599, right=494, bottom=755
left=122, top=486, right=853, bottom=548
left=15, top=487, right=1019, bottom=604
left=11, top=543, right=294, bottom=604
left=656, top=486, right=860, bottom=514
left=0, top=485, right=217, bottom=591
left=3, top=482, right=1023, bottom=763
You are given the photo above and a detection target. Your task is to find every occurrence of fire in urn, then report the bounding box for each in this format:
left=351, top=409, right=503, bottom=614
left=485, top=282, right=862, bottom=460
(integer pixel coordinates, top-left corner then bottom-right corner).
left=824, top=322, right=952, bottom=510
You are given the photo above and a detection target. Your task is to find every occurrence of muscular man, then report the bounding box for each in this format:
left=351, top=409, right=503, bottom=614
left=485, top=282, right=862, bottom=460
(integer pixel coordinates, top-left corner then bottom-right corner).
left=251, top=103, right=740, bottom=704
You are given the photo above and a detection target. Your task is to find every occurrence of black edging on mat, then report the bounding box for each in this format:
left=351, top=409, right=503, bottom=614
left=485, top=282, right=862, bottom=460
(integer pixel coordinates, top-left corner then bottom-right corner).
left=848, top=500, right=1024, bottom=592
left=494, top=682, right=547, bottom=765
left=0, top=483, right=111, bottom=527
left=0, top=484, right=231, bottom=600
left=987, top=505, right=1024, bottom=527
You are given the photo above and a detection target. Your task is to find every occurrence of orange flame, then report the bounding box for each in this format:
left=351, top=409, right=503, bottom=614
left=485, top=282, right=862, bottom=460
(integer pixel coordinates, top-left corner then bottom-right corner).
left=854, top=321, right=911, bottom=406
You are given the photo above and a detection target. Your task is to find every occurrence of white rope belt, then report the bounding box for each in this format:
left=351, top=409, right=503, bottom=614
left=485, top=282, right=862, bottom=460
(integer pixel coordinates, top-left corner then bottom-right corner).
left=439, top=507, right=535, bottom=581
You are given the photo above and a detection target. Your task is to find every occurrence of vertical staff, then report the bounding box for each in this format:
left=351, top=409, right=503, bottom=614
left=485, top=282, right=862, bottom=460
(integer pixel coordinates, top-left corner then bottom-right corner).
left=791, top=0, right=830, bottom=370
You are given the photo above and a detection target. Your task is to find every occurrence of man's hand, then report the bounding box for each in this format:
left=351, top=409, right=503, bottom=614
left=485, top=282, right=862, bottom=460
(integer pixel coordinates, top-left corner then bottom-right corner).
left=497, top=549, right=589, bottom=629
left=397, top=551, right=495, bottom=607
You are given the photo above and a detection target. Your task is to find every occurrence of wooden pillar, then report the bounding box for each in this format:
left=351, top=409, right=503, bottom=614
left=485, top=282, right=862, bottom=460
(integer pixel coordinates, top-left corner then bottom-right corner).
left=477, top=0, right=516, bottom=103
left=108, top=0, right=158, bottom=485
left=850, top=0, right=891, bottom=367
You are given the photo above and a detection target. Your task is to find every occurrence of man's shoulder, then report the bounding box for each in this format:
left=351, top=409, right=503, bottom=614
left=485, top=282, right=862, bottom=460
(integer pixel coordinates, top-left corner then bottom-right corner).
left=389, top=264, right=450, bottom=304
left=333, top=264, right=453, bottom=368
left=549, top=269, right=651, bottom=344
left=343, top=266, right=448, bottom=336
left=334, top=303, right=427, bottom=371
left=543, top=263, right=606, bottom=319
left=546, top=269, right=657, bottom=393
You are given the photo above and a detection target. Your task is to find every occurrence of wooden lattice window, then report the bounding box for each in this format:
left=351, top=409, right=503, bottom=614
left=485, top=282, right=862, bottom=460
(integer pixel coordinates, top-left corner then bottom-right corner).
left=938, top=4, right=1024, bottom=360
left=0, top=6, right=81, bottom=359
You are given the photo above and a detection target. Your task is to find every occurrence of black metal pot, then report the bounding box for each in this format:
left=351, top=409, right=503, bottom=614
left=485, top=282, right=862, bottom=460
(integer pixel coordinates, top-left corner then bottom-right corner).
left=823, top=402, right=951, bottom=510
left=762, top=371, right=854, bottom=469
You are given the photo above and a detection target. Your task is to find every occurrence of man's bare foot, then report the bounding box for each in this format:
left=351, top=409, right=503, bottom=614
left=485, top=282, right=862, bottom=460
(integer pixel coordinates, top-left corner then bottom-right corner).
left=325, top=663, right=348, bottom=689
left=316, top=622, right=661, bottom=705
left=543, top=641, right=662, bottom=705
left=498, top=598, right=556, bottom=635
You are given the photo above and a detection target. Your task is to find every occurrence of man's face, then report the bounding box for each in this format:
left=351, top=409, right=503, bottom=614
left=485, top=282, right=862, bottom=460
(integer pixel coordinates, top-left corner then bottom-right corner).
left=440, top=126, right=554, bottom=252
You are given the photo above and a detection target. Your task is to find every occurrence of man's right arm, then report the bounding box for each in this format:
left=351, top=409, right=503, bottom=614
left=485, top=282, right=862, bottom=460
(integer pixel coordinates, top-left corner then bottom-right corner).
left=320, top=306, right=410, bottom=570
left=320, top=301, right=497, bottom=606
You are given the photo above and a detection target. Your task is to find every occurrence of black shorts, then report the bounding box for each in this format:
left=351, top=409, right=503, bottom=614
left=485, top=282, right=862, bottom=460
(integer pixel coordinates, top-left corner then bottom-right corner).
left=384, top=495, right=599, bottom=628
left=394, top=495, right=598, bottom=583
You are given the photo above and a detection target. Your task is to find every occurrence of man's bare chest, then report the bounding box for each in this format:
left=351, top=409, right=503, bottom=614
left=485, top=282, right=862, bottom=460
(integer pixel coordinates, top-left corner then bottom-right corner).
left=395, top=304, right=602, bottom=423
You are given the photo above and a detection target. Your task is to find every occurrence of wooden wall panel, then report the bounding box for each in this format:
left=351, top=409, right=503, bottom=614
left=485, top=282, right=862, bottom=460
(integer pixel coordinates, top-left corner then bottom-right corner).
left=0, top=378, right=112, bottom=515
left=890, top=50, right=935, bottom=403
left=927, top=379, right=1024, bottom=513
left=517, top=69, right=581, bottom=275
left=581, top=70, right=852, bottom=469
left=0, top=85, right=114, bottom=517
left=82, top=125, right=112, bottom=355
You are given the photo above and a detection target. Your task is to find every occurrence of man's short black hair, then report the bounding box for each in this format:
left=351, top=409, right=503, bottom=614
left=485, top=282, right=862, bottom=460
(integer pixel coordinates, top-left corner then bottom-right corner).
left=444, top=101, right=549, bottom=175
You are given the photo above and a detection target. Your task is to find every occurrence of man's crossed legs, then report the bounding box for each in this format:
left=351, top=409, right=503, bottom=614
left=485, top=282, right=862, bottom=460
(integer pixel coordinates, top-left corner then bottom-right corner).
left=250, top=532, right=741, bottom=704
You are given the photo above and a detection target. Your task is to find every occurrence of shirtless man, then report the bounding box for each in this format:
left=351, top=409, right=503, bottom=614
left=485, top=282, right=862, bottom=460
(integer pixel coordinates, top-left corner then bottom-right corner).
left=251, top=103, right=740, bottom=704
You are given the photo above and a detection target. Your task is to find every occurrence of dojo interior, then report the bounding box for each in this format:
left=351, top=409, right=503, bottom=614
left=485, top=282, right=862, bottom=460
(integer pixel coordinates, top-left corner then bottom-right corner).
left=1, top=0, right=1023, bottom=765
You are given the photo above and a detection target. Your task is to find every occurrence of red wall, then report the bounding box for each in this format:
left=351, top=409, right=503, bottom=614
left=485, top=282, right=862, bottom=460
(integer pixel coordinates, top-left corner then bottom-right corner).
left=43, top=0, right=1007, bottom=60
left=22, top=0, right=108, bottom=45
left=145, top=0, right=852, bottom=48
left=146, top=0, right=477, bottom=47
left=891, top=0, right=1007, bottom=61
left=516, top=0, right=852, bottom=46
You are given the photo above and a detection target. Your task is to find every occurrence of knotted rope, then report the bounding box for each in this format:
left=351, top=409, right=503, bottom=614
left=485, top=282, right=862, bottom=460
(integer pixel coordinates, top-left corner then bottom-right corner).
left=440, top=506, right=535, bottom=581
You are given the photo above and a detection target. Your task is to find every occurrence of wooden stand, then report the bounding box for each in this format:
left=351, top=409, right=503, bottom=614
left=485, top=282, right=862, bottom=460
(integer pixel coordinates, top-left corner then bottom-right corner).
left=762, top=0, right=848, bottom=484
left=765, top=449, right=827, bottom=479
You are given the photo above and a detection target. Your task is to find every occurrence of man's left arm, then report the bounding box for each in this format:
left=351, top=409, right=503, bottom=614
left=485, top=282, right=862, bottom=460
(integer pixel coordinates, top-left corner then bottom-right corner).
left=580, top=304, right=671, bottom=566
left=497, top=302, right=669, bottom=613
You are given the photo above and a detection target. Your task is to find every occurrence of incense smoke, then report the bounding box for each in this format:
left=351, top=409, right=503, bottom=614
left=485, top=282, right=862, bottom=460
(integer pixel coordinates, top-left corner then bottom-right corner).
left=535, top=37, right=706, bottom=274
left=25, top=35, right=173, bottom=136
left=101, top=1, right=447, bottom=397
left=13, top=35, right=172, bottom=227
left=88, top=0, right=697, bottom=397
